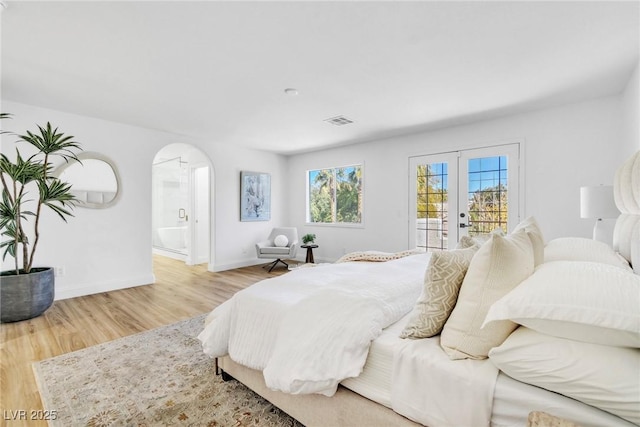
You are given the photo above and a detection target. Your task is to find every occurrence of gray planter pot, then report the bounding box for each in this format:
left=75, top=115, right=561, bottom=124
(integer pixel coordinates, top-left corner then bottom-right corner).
left=1, top=267, right=54, bottom=323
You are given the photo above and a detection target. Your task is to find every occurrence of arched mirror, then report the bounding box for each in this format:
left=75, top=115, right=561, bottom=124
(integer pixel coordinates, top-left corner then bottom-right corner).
left=56, top=153, right=121, bottom=209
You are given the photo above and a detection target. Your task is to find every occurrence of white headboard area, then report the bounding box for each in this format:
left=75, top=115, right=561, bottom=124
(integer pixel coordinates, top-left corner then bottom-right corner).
left=613, top=150, right=640, bottom=273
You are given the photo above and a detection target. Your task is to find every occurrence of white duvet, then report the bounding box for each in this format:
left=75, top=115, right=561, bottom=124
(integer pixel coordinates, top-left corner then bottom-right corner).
left=392, top=336, right=498, bottom=427
left=198, top=253, right=430, bottom=396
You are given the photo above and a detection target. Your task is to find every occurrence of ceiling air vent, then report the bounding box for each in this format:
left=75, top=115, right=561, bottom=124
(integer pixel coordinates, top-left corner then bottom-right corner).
left=324, top=115, right=354, bottom=126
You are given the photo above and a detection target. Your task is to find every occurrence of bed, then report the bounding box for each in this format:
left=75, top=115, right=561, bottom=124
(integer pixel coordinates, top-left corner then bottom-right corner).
left=199, top=151, right=640, bottom=427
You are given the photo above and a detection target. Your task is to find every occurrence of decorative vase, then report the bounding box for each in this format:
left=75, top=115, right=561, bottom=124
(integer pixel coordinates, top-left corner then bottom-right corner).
left=0, top=267, right=55, bottom=323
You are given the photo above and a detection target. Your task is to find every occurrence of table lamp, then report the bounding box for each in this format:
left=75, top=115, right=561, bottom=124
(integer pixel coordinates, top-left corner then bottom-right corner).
left=580, top=185, right=619, bottom=242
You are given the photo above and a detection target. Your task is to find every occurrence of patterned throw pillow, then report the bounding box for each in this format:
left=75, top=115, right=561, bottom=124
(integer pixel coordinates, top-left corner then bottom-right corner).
left=400, top=246, right=478, bottom=339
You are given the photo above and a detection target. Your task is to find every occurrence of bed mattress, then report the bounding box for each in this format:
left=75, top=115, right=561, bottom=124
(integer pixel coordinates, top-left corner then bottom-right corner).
left=341, top=315, right=635, bottom=427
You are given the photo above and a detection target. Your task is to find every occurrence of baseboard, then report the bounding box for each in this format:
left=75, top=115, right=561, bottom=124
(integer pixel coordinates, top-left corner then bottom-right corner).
left=152, top=247, right=187, bottom=261
left=54, top=274, right=156, bottom=300
left=211, top=259, right=264, bottom=272
left=212, top=256, right=333, bottom=272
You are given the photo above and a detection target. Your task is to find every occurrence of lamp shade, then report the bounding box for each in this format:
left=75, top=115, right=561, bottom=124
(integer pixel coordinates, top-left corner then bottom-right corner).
left=580, top=185, right=619, bottom=219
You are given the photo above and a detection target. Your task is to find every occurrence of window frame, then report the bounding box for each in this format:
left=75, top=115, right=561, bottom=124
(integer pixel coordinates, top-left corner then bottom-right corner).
left=305, top=163, right=364, bottom=228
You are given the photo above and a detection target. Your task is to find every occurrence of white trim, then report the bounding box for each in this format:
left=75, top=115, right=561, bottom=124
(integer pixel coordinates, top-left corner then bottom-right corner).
left=55, top=274, right=155, bottom=300
left=189, top=163, right=211, bottom=266
left=153, top=247, right=187, bottom=261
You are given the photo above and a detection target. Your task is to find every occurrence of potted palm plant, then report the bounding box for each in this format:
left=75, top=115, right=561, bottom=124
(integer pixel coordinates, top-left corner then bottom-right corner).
left=0, top=114, right=82, bottom=322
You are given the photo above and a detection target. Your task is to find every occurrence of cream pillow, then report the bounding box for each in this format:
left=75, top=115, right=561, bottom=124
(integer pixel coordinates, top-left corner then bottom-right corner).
left=484, top=261, right=640, bottom=347
left=455, top=235, right=479, bottom=249
left=544, top=237, right=632, bottom=272
left=455, top=229, right=504, bottom=250
left=440, top=230, right=534, bottom=359
left=400, top=246, right=478, bottom=339
left=512, top=216, right=544, bottom=267
left=489, top=327, right=640, bottom=425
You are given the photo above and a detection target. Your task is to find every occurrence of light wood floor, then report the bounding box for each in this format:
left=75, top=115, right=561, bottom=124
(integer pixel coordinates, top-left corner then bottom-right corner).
left=0, top=256, right=288, bottom=427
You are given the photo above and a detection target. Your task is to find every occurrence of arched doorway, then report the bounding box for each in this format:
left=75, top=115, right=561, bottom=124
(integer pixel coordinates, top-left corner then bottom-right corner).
left=152, top=143, right=213, bottom=267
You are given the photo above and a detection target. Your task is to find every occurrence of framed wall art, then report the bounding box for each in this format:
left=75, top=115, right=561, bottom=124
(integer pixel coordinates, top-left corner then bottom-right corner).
left=240, top=171, right=271, bottom=221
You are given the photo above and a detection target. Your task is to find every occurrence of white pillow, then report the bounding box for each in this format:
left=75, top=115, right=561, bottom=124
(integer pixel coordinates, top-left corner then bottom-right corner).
left=440, top=230, right=535, bottom=359
left=484, top=261, right=640, bottom=347
left=489, top=327, right=640, bottom=425
left=544, top=237, right=632, bottom=272
left=273, top=235, right=289, bottom=247
left=512, top=216, right=545, bottom=267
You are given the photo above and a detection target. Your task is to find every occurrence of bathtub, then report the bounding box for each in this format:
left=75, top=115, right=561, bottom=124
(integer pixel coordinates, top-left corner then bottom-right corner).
left=156, top=226, right=188, bottom=252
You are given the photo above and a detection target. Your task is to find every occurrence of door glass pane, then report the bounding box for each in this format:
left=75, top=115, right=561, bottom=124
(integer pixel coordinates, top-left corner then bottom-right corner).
left=416, top=162, right=449, bottom=251
left=152, top=158, right=189, bottom=254
left=466, top=155, right=508, bottom=235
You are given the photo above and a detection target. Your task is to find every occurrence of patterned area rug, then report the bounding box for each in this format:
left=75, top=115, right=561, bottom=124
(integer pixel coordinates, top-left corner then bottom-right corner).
left=33, top=315, right=303, bottom=427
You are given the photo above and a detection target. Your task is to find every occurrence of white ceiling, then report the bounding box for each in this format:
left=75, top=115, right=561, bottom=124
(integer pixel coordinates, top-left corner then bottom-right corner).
left=2, top=1, right=638, bottom=155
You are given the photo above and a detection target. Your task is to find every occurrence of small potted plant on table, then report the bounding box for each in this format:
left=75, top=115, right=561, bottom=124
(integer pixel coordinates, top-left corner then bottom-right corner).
left=302, top=233, right=316, bottom=245
left=301, top=233, right=317, bottom=263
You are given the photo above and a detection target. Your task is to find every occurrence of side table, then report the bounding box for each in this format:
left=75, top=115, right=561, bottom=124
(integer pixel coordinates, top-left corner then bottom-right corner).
left=301, top=244, right=318, bottom=263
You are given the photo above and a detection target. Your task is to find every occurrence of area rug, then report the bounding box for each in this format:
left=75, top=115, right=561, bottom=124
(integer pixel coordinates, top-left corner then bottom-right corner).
left=33, top=315, right=303, bottom=427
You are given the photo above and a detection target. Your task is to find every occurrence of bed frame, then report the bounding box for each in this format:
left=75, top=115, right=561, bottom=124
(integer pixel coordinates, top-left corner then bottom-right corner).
left=215, top=151, right=639, bottom=427
left=218, top=355, right=420, bottom=427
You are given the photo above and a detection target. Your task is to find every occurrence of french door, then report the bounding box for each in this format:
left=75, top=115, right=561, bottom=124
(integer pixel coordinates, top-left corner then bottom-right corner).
left=409, top=144, right=521, bottom=251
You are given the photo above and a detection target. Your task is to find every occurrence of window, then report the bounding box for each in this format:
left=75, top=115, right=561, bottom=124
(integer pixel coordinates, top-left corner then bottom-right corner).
left=415, top=162, right=449, bottom=251
left=466, top=156, right=508, bottom=235
left=409, top=143, right=520, bottom=251
left=307, top=164, right=362, bottom=224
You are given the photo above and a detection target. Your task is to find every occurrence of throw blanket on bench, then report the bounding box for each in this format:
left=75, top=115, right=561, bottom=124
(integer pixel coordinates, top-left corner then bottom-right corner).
left=198, top=253, right=430, bottom=396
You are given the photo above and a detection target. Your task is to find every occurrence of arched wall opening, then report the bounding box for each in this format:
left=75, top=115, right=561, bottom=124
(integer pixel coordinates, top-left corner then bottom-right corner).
left=152, top=143, right=214, bottom=268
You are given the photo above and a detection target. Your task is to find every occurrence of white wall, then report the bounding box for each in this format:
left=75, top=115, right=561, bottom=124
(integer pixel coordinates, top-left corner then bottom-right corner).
left=287, top=95, right=626, bottom=262
left=2, top=87, right=633, bottom=297
left=622, top=61, right=640, bottom=156
left=1, top=101, right=287, bottom=299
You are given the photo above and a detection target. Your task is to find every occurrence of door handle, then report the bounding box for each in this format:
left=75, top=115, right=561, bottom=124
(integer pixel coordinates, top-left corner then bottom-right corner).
left=459, top=223, right=467, bottom=228
left=179, top=208, right=186, bottom=219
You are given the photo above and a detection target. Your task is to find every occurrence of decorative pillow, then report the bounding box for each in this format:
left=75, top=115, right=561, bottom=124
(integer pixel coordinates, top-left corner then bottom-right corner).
left=484, top=261, right=640, bottom=347
left=440, top=230, right=534, bottom=359
left=512, top=216, right=545, bottom=267
left=489, top=327, right=640, bottom=425
left=455, top=235, right=479, bottom=250
left=273, top=235, right=289, bottom=247
left=544, top=237, right=632, bottom=272
left=454, top=229, right=503, bottom=250
left=400, top=246, right=478, bottom=339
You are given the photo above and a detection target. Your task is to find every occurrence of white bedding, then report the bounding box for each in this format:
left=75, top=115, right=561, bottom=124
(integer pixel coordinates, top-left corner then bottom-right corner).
left=491, top=373, right=637, bottom=427
left=198, top=253, right=430, bottom=396
left=392, top=335, right=499, bottom=427
left=343, top=315, right=636, bottom=427
left=342, top=314, right=498, bottom=427
left=340, top=313, right=410, bottom=408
